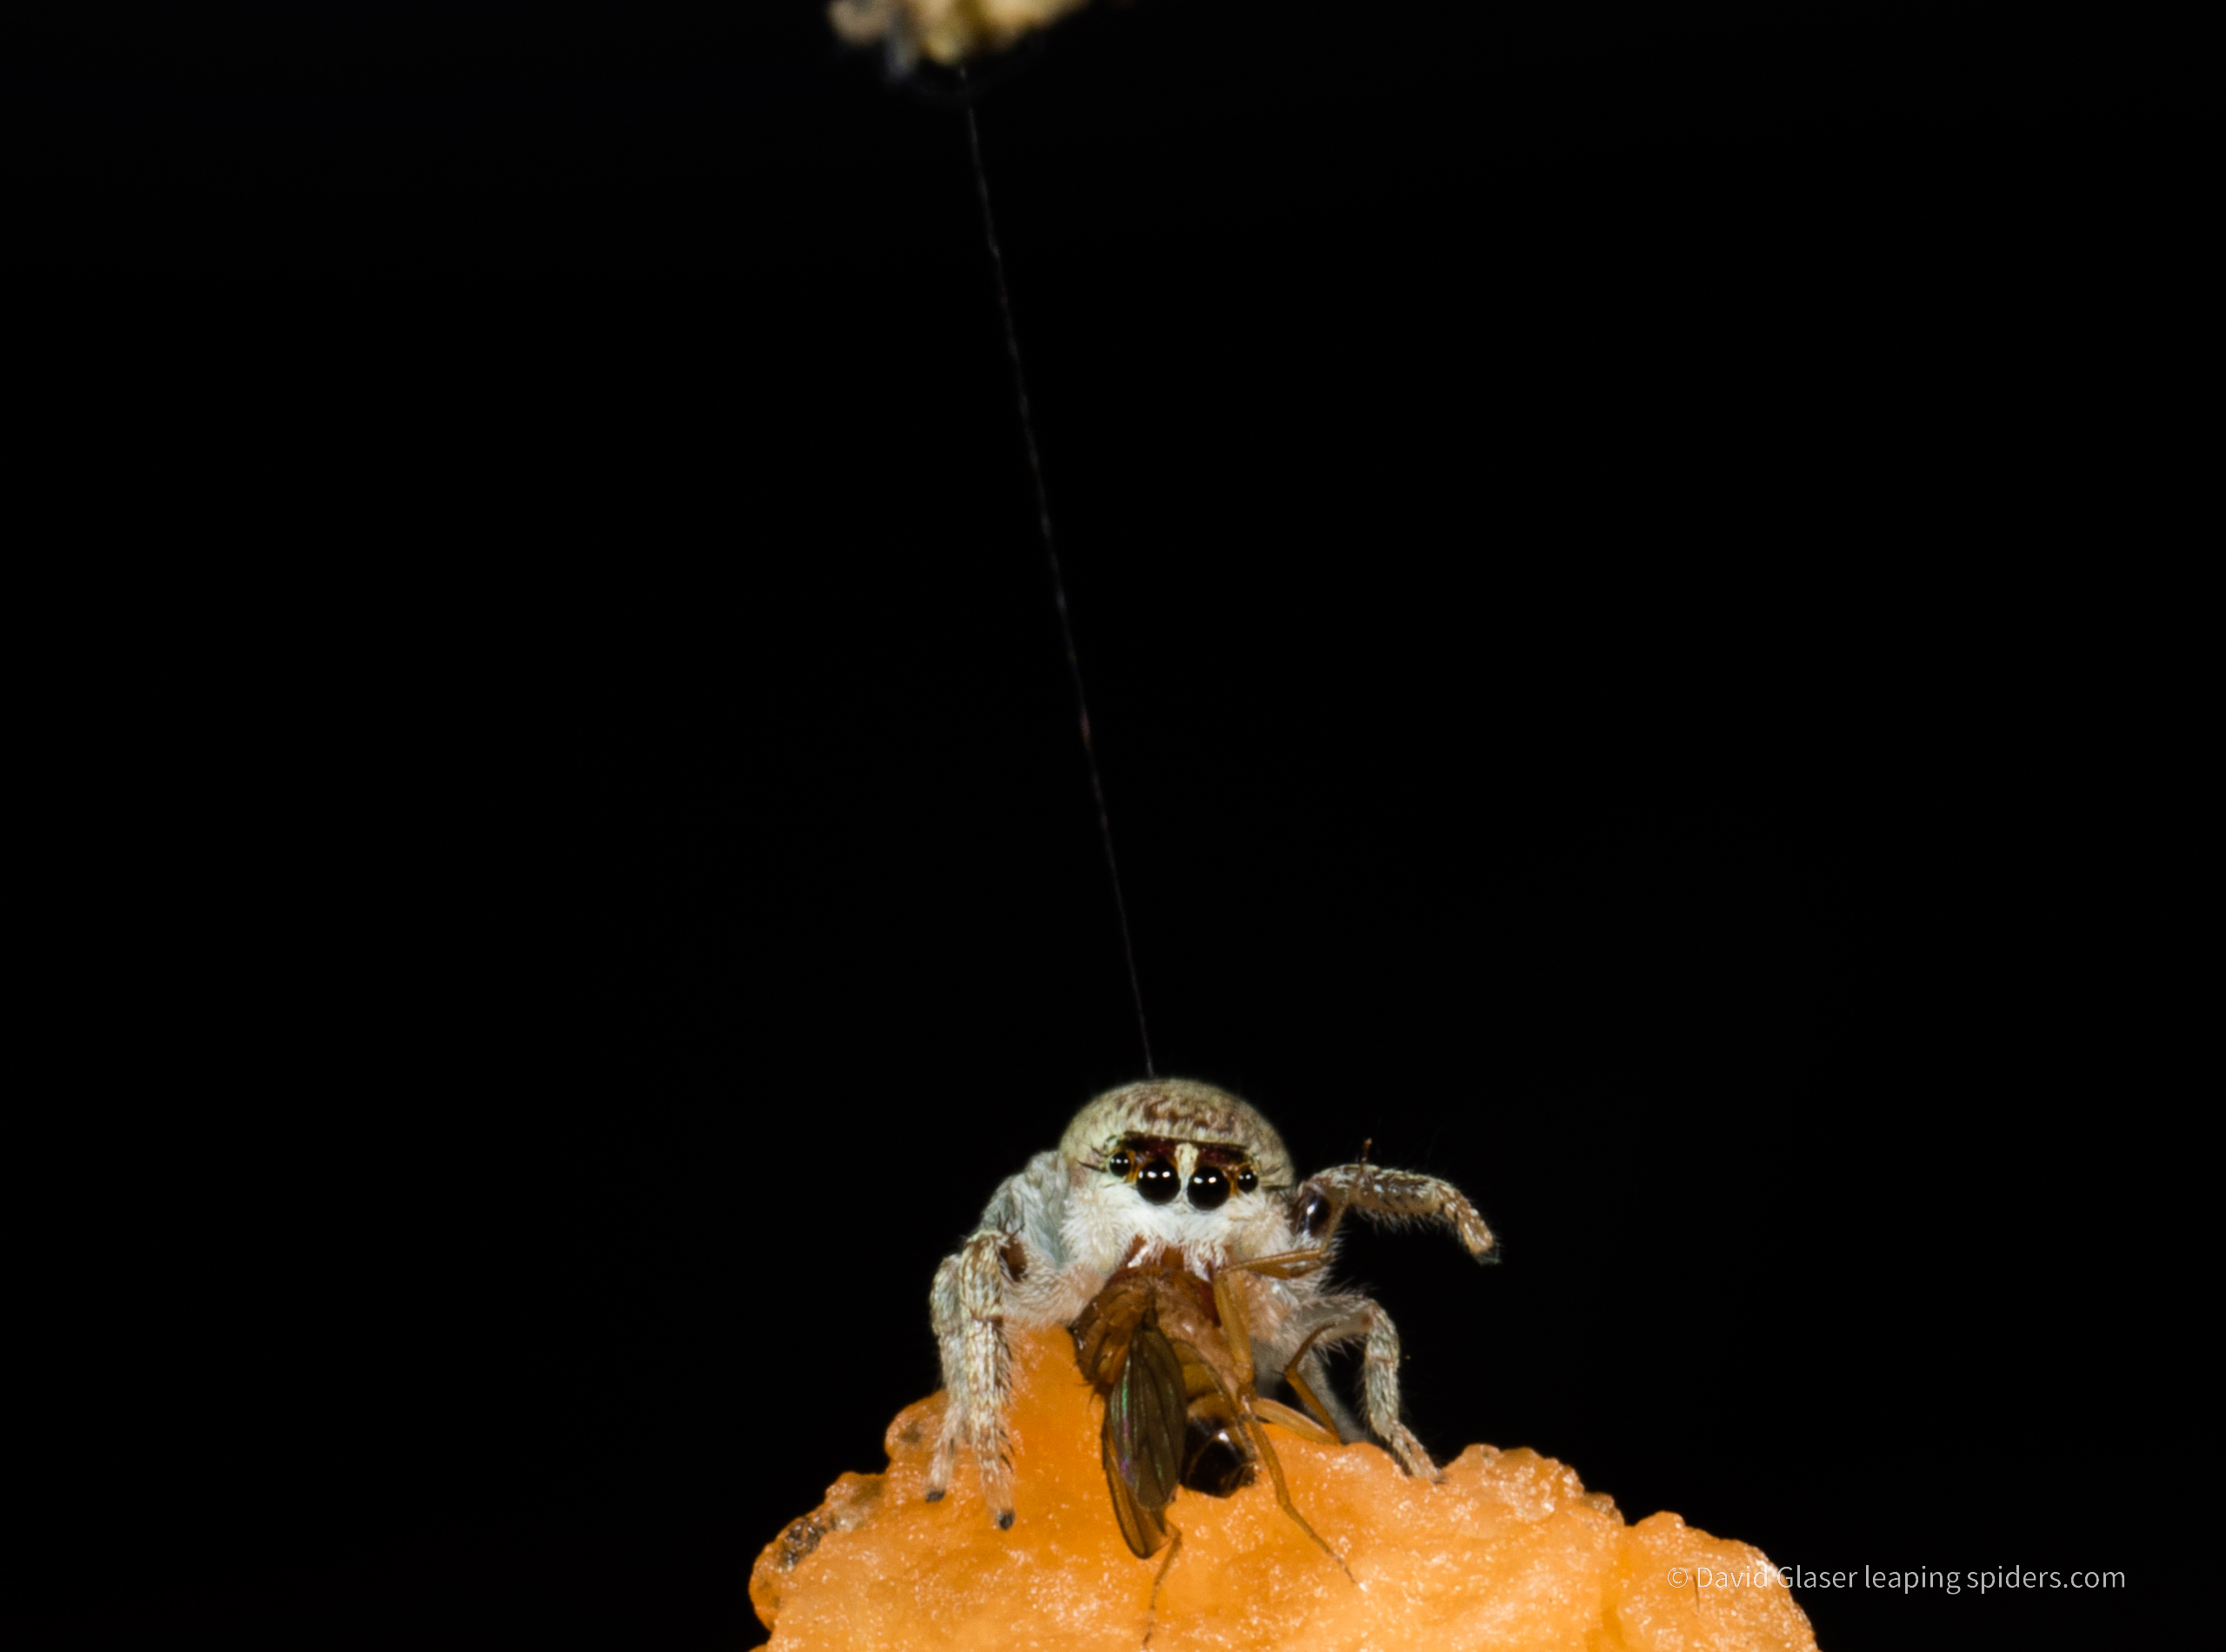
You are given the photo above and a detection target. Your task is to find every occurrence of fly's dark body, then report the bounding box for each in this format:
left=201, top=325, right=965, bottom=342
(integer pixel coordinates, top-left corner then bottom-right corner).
left=1069, top=1245, right=1347, bottom=1607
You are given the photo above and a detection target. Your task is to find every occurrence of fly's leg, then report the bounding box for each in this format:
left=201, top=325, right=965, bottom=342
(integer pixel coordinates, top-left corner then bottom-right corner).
left=1140, top=1518, right=1183, bottom=1649
left=1209, top=1269, right=1352, bottom=1581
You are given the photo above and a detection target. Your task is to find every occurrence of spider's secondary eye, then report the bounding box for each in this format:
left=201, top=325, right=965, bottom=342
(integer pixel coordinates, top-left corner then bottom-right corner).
left=1187, top=1164, right=1230, bottom=1210
left=1107, top=1150, right=1134, bottom=1178
left=1294, top=1188, right=1334, bottom=1238
left=1236, top=1165, right=1258, bottom=1194
left=1136, top=1157, right=1181, bottom=1204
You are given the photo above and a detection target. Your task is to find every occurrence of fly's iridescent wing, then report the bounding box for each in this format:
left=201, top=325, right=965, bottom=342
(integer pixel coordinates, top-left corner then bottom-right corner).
left=1100, top=1405, right=1169, bottom=1558
left=1100, top=1316, right=1185, bottom=1557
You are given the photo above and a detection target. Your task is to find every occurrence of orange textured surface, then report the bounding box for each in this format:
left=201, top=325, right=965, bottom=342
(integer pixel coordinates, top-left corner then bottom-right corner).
left=750, top=1330, right=1818, bottom=1651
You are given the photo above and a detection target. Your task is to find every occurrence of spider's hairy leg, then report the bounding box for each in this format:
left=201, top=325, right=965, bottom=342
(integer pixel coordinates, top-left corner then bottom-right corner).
left=926, top=1228, right=1019, bottom=1526
left=1283, top=1293, right=1442, bottom=1482
left=1306, top=1162, right=1498, bottom=1260
left=926, top=1150, right=1073, bottom=1528
left=923, top=1242, right=974, bottom=1503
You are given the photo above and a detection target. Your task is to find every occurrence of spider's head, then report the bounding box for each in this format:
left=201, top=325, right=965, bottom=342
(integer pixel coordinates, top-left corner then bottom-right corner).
left=1058, top=1079, right=1296, bottom=1271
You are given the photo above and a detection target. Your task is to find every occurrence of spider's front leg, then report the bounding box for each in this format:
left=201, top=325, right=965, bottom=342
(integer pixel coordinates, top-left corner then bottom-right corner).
left=924, top=1150, right=1076, bottom=1529
left=1270, top=1160, right=1496, bottom=1479
left=1303, top=1162, right=1498, bottom=1260
left=925, top=1226, right=1026, bottom=1528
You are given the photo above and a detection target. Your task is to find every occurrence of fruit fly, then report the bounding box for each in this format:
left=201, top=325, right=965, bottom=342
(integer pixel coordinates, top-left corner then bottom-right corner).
left=1069, top=1242, right=1353, bottom=1635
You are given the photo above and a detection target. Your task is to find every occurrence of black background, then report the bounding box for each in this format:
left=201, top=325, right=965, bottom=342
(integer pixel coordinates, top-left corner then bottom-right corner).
left=13, top=3, right=2186, bottom=1649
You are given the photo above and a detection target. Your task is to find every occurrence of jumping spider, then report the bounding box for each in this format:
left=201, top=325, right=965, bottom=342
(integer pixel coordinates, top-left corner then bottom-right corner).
left=926, top=1077, right=1497, bottom=1529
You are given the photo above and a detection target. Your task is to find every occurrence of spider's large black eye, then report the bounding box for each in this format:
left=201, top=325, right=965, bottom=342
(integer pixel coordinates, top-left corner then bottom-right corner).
left=1107, top=1150, right=1134, bottom=1179
left=1187, top=1164, right=1230, bottom=1211
left=1294, top=1188, right=1334, bottom=1238
left=1136, top=1156, right=1181, bottom=1204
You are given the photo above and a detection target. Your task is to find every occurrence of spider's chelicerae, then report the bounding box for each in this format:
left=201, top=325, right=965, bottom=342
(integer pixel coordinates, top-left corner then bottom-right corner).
left=926, top=1077, right=1497, bottom=1528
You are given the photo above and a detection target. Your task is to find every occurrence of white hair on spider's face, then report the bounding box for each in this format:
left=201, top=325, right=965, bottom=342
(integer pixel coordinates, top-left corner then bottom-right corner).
left=924, top=1076, right=1498, bottom=1531
left=1054, top=1079, right=1300, bottom=1276
left=829, top=0, right=1095, bottom=73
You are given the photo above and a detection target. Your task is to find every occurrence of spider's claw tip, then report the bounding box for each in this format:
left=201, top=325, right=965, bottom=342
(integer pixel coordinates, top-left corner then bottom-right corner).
left=924, top=1488, right=945, bottom=1502
left=995, top=1509, right=1015, bottom=1530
